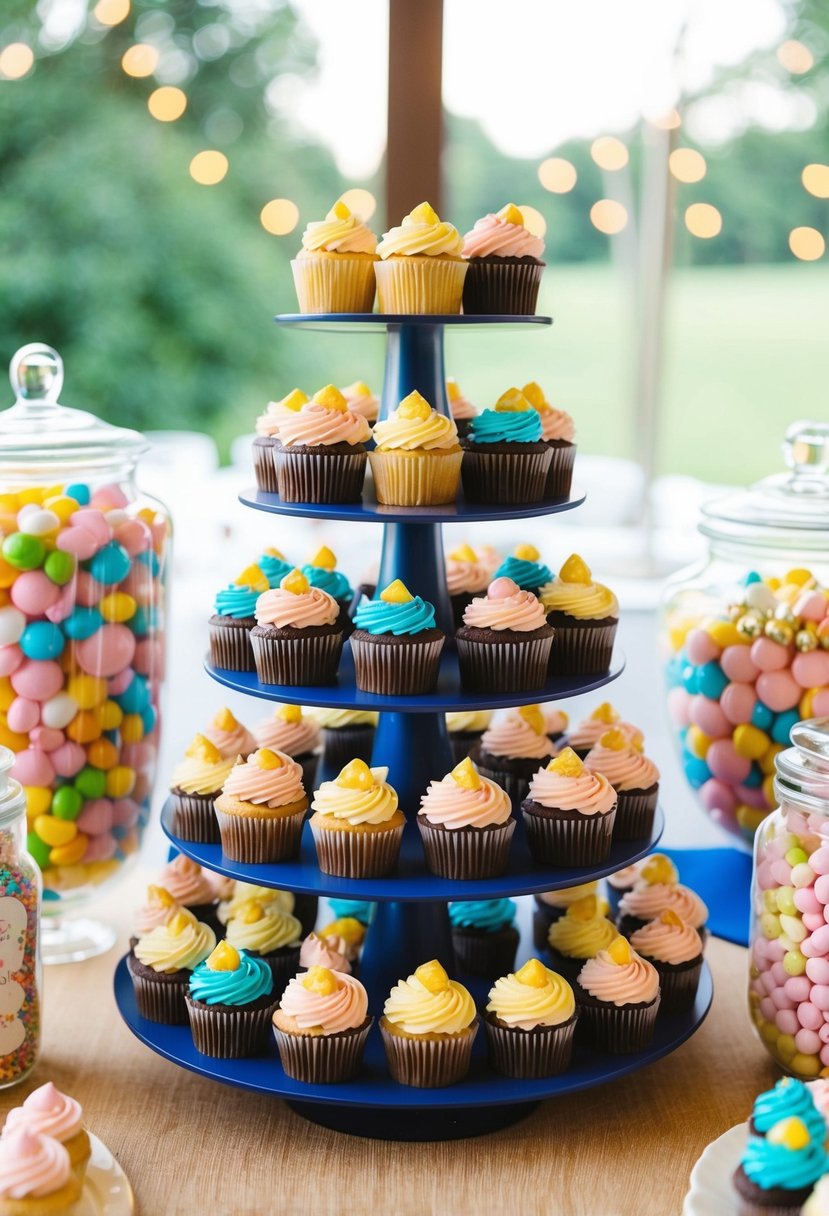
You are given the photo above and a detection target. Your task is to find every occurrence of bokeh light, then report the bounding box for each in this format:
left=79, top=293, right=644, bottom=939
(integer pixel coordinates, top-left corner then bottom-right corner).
left=802, top=164, right=829, bottom=199
left=777, top=40, right=814, bottom=74
left=537, top=157, right=578, bottom=194
left=121, top=43, right=159, bottom=78
left=93, top=0, right=130, bottom=26
left=189, top=151, right=228, bottom=186
left=789, top=226, right=825, bottom=261
left=669, top=148, right=707, bottom=184
left=685, top=203, right=722, bottom=238
left=0, top=43, right=34, bottom=80
left=518, top=205, right=546, bottom=237
left=590, top=199, right=628, bottom=235
left=260, top=199, right=300, bottom=235
left=648, top=109, right=682, bottom=130
left=338, top=188, right=377, bottom=220
left=147, top=86, right=187, bottom=122
left=591, top=136, right=629, bottom=171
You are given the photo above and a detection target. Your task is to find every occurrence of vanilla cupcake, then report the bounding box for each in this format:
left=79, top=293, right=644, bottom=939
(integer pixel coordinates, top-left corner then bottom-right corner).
left=472, top=704, right=555, bottom=809
left=310, top=759, right=405, bottom=878
left=630, top=910, right=704, bottom=1013
left=532, top=881, right=609, bottom=952
left=273, top=966, right=372, bottom=1083
left=224, top=898, right=302, bottom=993
left=461, top=203, right=545, bottom=315
left=375, top=201, right=467, bottom=314
left=445, top=542, right=495, bottom=629
left=380, top=960, right=478, bottom=1087
left=522, top=748, right=617, bottom=866
left=291, top=200, right=378, bottom=313
left=252, top=388, right=308, bottom=492
left=369, top=390, right=462, bottom=507
left=0, top=1130, right=81, bottom=1215
left=418, top=757, right=514, bottom=880
left=540, top=554, right=619, bottom=676
left=214, top=748, right=309, bottom=863
left=546, top=894, right=620, bottom=984
left=485, top=959, right=577, bottom=1078
left=585, top=729, right=660, bottom=840
left=253, top=704, right=321, bottom=795
left=250, top=568, right=344, bottom=687
left=3, top=1083, right=91, bottom=1185
left=169, top=734, right=235, bottom=844
left=341, top=380, right=379, bottom=423
left=274, top=384, right=371, bottom=504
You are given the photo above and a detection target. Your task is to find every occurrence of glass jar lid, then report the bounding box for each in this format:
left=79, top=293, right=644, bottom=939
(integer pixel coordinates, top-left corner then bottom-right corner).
left=774, top=717, right=829, bottom=813
left=699, top=421, right=829, bottom=552
left=0, top=343, right=147, bottom=470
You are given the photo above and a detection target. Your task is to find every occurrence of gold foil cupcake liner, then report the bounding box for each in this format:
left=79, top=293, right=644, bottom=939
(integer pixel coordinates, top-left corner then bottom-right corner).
left=374, top=256, right=468, bottom=314
left=275, top=448, right=367, bottom=504
left=368, top=448, right=463, bottom=506
left=310, top=820, right=404, bottom=878
left=417, top=817, right=516, bottom=879
left=522, top=804, right=616, bottom=866
left=291, top=255, right=377, bottom=314
left=273, top=1018, right=373, bottom=1082
left=484, top=1012, right=577, bottom=1078
left=460, top=448, right=552, bottom=504
left=380, top=1019, right=478, bottom=1087
left=186, top=994, right=280, bottom=1058
left=350, top=633, right=445, bottom=695
left=214, top=804, right=306, bottom=863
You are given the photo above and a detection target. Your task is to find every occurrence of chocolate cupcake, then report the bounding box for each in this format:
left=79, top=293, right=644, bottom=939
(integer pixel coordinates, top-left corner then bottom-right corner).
left=168, top=735, right=234, bottom=845
left=522, top=381, right=577, bottom=499
left=273, top=967, right=372, bottom=1083
left=214, top=748, right=309, bottom=864
left=302, top=545, right=356, bottom=634
left=445, top=377, right=478, bottom=439
left=616, top=858, right=708, bottom=943
left=546, top=894, right=620, bottom=985
left=565, top=702, right=643, bottom=760
left=250, top=568, right=344, bottom=687
left=446, top=710, right=493, bottom=766
left=351, top=580, right=444, bottom=696
left=127, top=908, right=216, bottom=1024
left=542, top=705, right=570, bottom=746
left=574, top=938, right=661, bottom=1054
left=380, top=960, right=478, bottom=1088
left=461, top=204, right=545, bottom=315
left=460, top=389, right=552, bottom=504
left=208, top=564, right=267, bottom=672
left=203, top=707, right=257, bottom=760
left=449, top=898, right=519, bottom=978
left=532, top=881, right=608, bottom=952
left=310, top=759, right=405, bottom=878
left=252, top=389, right=308, bottom=492
left=492, top=544, right=552, bottom=598
left=445, top=541, right=496, bottom=630
left=417, top=757, right=515, bottom=880
left=274, top=384, right=370, bottom=504
left=604, top=862, right=645, bottom=917
left=540, top=554, right=619, bottom=677
left=186, top=942, right=279, bottom=1058
left=734, top=1081, right=829, bottom=1215
left=485, top=959, right=578, bottom=1079
left=313, top=708, right=378, bottom=770
left=253, top=703, right=321, bottom=796
left=630, top=911, right=704, bottom=1014
left=585, top=729, right=660, bottom=841
left=522, top=748, right=617, bottom=867
left=472, top=704, right=555, bottom=809
left=455, top=577, right=555, bottom=694
left=257, top=546, right=294, bottom=588
left=224, top=898, right=302, bottom=995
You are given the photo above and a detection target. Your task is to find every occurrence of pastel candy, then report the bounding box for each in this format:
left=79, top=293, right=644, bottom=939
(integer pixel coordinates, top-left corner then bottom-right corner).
left=809, top=846, right=829, bottom=876
left=700, top=778, right=737, bottom=815
left=786, top=977, right=812, bottom=1002
left=72, top=508, right=111, bottom=545
left=82, top=833, right=117, bottom=862
left=50, top=741, right=87, bottom=778
left=777, top=1009, right=799, bottom=1034
left=814, top=875, right=829, bottom=904
left=76, top=799, right=113, bottom=835
left=689, top=695, right=731, bottom=738
left=707, top=739, right=752, bottom=784
left=40, top=693, right=78, bottom=730
left=0, top=646, right=23, bottom=677
left=795, top=888, right=821, bottom=915
left=686, top=628, right=720, bottom=665
left=805, top=926, right=829, bottom=957
left=115, top=520, right=149, bottom=556
left=44, top=584, right=75, bottom=625
left=112, top=797, right=140, bottom=828
left=806, top=957, right=829, bottom=984
left=757, top=671, right=802, bottom=712
left=0, top=607, right=26, bottom=646
left=771, top=987, right=795, bottom=1010
left=56, top=527, right=98, bottom=561
left=796, top=1028, right=822, bottom=1055
left=721, top=645, right=760, bottom=683
left=11, top=659, right=64, bottom=701
left=720, top=683, right=756, bottom=726
left=74, top=572, right=103, bottom=608
left=6, top=698, right=39, bottom=733
left=11, top=748, right=54, bottom=786
left=29, top=726, right=64, bottom=752
left=760, top=997, right=776, bottom=1021
left=793, top=590, right=828, bottom=621
left=133, top=639, right=160, bottom=677
left=94, top=483, right=129, bottom=509
left=10, top=571, right=60, bottom=616
left=750, top=637, right=792, bottom=673
left=75, top=624, right=136, bottom=678
left=667, top=687, right=691, bottom=727
left=792, top=651, right=829, bottom=690
left=813, top=690, right=829, bottom=716
left=812, top=985, right=829, bottom=1011
left=107, top=668, right=133, bottom=696
left=803, top=912, right=826, bottom=933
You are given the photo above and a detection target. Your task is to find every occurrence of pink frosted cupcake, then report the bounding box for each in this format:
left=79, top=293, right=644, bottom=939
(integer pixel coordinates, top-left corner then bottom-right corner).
left=340, top=380, right=379, bottom=423
left=630, top=910, right=704, bottom=1013
left=445, top=541, right=496, bottom=629
left=522, top=748, right=617, bottom=866
left=3, top=1082, right=91, bottom=1183
left=575, top=937, right=661, bottom=1053
left=472, top=704, right=555, bottom=809
left=252, top=388, right=309, bottom=493
left=585, top=729, right=660, bottom=841
left=214, top=748, right=309, bottom=863
left=253, top=704, right=321, bottom=795
left=299, top=931, right=352, bottom=974
left=273, top=966, right=372, bottom=1083
left=274, top=384, right=371, bottom=504
left=158, top=855, right=221, bottom=932
left=445, top=377, right=478, bottom=438
left=0, top=1129, right=81, bottom=1213
left=203, top=707, right=257, bottom=759
left=133, top=884, right=180, bottom=942
left=565, top=702, right=643, bottom=759
left=250, top=569, right=344, bottom=687
left=522, top=381, right=576, bottom=498
left=455, top=577, right=555, bottom=694
left=542, top=705, right=569, bottom=744
left=617, top=858, right=708, bottom=942
left=461, top=203, right=545, bottom=315
left=417, top=757, right=515, bottom=879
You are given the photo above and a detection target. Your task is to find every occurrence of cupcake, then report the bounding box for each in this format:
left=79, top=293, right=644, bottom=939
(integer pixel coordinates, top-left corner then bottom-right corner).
left=341, top=380, right=379, bottom=423
left=312, top=708, right=378, bottom=770
left=158, top=855, right=222, bottom=933
left=316, top=916, right=367, bottom=967
left=253, top=703, right=321, bottom=795
left=291, top=200, right=378, bottom=313
left=566, top=702, right=643, bottom=759
left=805, top=1178, right=829, bottom=1216
left=734, top=1105, right=829, bottom=1215
left=449, top=897, right=519, bottom=978
left=417, top=757, right=514, bottom=880
left=257, top=546, right=294, bottom=588
left=208, top=563, right=268, bottom=672
left=585, top=729, right=660, bottom=840
left=0, top=1130, right=80, bottom=1216
left=472, top=704, right=555, bottom=809
left=374, top=201, right=467, bottom=314
left=224, top=898, right=302, bottom=993
left=327, top=899, right=375, bottom=928
left=351, top=579, right=445, bottom=696
left=461, top=203, right=545, bottom=315
left=455, top=577, right=555, bottom=694
left=605, top=860, right=651, bottom=917
left=299, top=931, right=351, bottom=974
left=168, top=734, right=234, bottom=844
left=539, top=555, right=619, bottom=677
left=493, top=544, right=553, bottom=597
left=445, top=377, right=477, bottom=439
left=629, top=911, right=704, bottom=1013
left=309, top=759, right=405, bottom=878
left=542, top=705, right=569, bottom=744
left=368, top=390, right=463, bottom=507
left=214, top=748, right=309, bottom=863
left=522, top=748, right=617, bottom=867
left=616, top=857, right=708, bottom=942
left=273, top=966, right=372, bottom=1083
left=133, top=884, right=179, bottom=943
left=445, top=542, right=495, bottom=630
left=185, top=940, right=278, bottom=1058
left=460, top=389, right=552, bottom=505
left=574, top=937, right=661, bottom=1053
left=127, top=908, right=216, bottom=1024
left=485, top=959, right=578, bottom=1079
left=446, top=710, right=493, bottom=766
left=380, top=960, right=478, bottom=1087
left=250, top=568, right=344, bottom=687
left=3, top=1083, right=90, bottom=1184
left=203, top=707, right=257, bottom=760
left=252, top=389, right=308, bottom=493
left=522, top=381, right=577, bottom=499
left=274, top=384, right=371, bottom=504
left=302, top=545, right=355, bottom=633
left=750, top=1078, right=827, bottom=1140
left=217, top=882, right=296, bottom=926
left=546, top=894, right=620, bottom=984
left=532, top=881, right=609, bottom=951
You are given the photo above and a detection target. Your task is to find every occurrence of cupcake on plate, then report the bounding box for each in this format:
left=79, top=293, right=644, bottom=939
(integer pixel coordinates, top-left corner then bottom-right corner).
left=127, top=908, right=216, bottom=1024
left=214, top=748, right=309, bottom=864
left=461, top=203, right=545, bottom=315
left=185, top=940, right=278, bottom=1058
left=299, top=931, right=352, bottom=974
left=485, top=959, right=577, bottom=1079
left=472, top=704, right=555, bottom=809
left=445, top=377, right=477, bottom=439
left=532, top=881, right=609, bottom=951
left=375, top=201, right=467, bottom=314
left=734, top=1097, right=829, bottom=1216
left=274, top=384, right=371, bottom=504
left=585, top=729, right=660, bottom=840
left=522, top=381, right=577, bottom=499
left=417, top=757, right=514, bottom=880
left=566, top=702, right=643, bottom=759
left=3, top=1083, right=90, bottom=1185
left=341, top=380, right=379, bottom=423
left=380, top=960, right=478, bottom=1088
left=616, top=853, right=707, bottom=941
left=250, top=568, right=344, bottom=687
left=208, top=563, right=268, bottom=672
left=257, top=546, right=294, bottom=588
left=253, top=703, right=321, bottom=795
left=540, top=554, right=619, bottom=677
left=493, top=544, right=553, bottom=597
left=312, top=708, right=378, bottom=770
left=351, top=579, right=445, bottom=696
left=575, top=936, right=661, bottom=1053
left=273, top=966, right=372, bottom=1083
left=368, top=390, right=462, bottom=507
left=158, top=855, right=222, bottom=933
left=310, top=759, right=404, bottom=878
left=203, top=707, right=257, bottom=760
left=750, top=1078, right=827, bottom=1140
left=546, top=894, right=620, bottom=984
left=446, top=709, right=493, bottom=766
left=455, top=577, right=555, bottom=694
left=168, top=734, right=234, bottom=844
left=252, top=389, right=308, bottom=493
left=449, top=897, right=519, bottom=978
left=460, top=389, right=552, bottom=505
left=302, top=545, right=355, bottom=633
left=224, top=898, right=302, bottom=993
left=522, top=747, right=617, bottom=866
left=542, top=705, right=569, bottom=744
left=0, top=1130, right=80, bottom=1215
left=291, top=199, right=378, bottom=314
left=629, top=910, right=704, bottom=1014
left=445, top=542, right=496, bottom=630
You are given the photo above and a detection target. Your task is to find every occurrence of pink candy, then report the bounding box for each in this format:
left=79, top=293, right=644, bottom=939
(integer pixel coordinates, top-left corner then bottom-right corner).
left=756, top=670, right=802, bottom=712
left=50, top=741, right=86, bottom=779
left=667, top=687, right=691, bottom=728
left=792, top=650, right=829, bottom=689
left=6, top=698, right=39, bottom=734
left=0, top=645, right=23, bottom=677
left=720, top=645, right=760, bottom=683
left=11, top=748, right=54, bottom=787
left=10, top=571, right=60, bottom=616
left=700, top=778, right=737, bottom=815
left=82, top=834, right=117, bottom=862
left=750, top=637, right=792, bottom=673
left=76, top=799, right=113, bottom=835
left=720, top=683, right=756, bottom=726
left=75, top=624, right=135, bottom=678
left=56, top=527, right=98, bottom=561
left=10, top=660, right=64, bottom=702
left=707, top=739, right=752, bottom=784
left=690, top=695, right=731, bottom=738
left=686, top=628, right=720, bottom=666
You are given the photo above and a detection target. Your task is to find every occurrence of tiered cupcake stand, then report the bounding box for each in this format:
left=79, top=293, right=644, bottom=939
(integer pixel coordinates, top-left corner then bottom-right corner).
left=115, top=313, right=713, bottom=1140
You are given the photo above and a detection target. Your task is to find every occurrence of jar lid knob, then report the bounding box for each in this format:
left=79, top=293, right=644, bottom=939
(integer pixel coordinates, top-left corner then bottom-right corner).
left=783, top=421, right=829, bottom=486
left=9, top=343, right=63, bottom=405
left=790, top=717, right=829, bottom=760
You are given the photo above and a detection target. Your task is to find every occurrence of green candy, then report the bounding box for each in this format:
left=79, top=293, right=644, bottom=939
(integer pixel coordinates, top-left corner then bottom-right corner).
left=26, top=830, right=51, bottom=869
left=44, top=549, right=76, bottom=586
left=74, top=766, right=106, bottom=800
left=3, top=532, right=45, bottom=570
left=51, top=786, right=83, bottom=821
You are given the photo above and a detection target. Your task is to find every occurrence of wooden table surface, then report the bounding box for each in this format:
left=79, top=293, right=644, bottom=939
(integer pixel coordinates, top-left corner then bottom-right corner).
left=1, top=869, right=780, bottom=1216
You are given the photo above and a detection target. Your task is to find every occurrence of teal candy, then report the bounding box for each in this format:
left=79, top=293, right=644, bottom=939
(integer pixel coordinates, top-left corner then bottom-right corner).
left=751, top=702, right=774, bottom=730
left=494, top=555, right=552, bottom=591
left=302, top=564, right=353, bottom=602
left=117, top=675, right=150, bottom=714
left=65, top=483, right=90, bottom=505
left=188, top=949, right=274, bottom=1007
left=696, top=661, right=728, bottom=700
left=63, top=607, right=103, bottom=641
left=89, top=541, right=131, bottom=585
left=448, top=899, right=516, bottom=932
left=328, top=899, right=375, bottom=925
left=354, top=595, right=436, bottom=637
left=214, top=584, right=259, bottom=618
left=467, top=408, right=543, bottom=445
left=741, top=1128, right=828, bottom=1192
left=137, top=550, right=161, bottom=577
left=773, top=710, right=800, bottom=745
left=683, top=755, right=711, bottom=788
left=20, top=621, right=64, bottom=660
left=751, top=1078, right=825, bottom=1140
left=259, top=553, right=293, bottom=587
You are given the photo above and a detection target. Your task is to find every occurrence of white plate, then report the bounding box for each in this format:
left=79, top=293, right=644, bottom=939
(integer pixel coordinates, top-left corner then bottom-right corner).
left=75, top=1132, right=135, bottom=1216
left=683, top=1123, right=747, bottom=1216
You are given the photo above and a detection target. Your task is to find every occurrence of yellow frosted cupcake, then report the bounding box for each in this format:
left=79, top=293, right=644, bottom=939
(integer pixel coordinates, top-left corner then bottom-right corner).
left=484, top=959, right=577, bottom=1078
left=291, top=200, right=378, bottom=313
left=539, top=554, right=619, bottom=676
left=374, top=202, right=467, bottom=314
left=546, top=893, right=620, bottom=983
left=368, top=390, right=462, bottom=506
left=309, top=759, right=405, bottom=878
left=380, top=960, right=478, bottom=1087
left=168, top=733, right=235, bottom=844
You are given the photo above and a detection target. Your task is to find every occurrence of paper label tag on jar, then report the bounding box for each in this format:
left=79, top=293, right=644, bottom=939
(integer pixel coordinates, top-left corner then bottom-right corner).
left=0, top=896, right=27, bottom=1055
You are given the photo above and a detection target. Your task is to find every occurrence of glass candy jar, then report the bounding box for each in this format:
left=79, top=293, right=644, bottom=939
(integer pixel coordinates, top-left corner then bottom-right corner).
left=662, top=421, right=829, bottom=847
left=749, top=718, right=829, bottom=1078
left=0, top=344, right=170, bottom=962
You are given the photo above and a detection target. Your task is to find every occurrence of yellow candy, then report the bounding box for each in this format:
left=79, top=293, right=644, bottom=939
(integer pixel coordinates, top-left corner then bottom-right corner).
left=277, top=704, right=302, bottom=724
left=331, top=200, right=352, bottom=220
left=168, top=911, right=193, bottom=937
left=608, top=937, right=632, bottom=965
left=280, top=569, right=310, bottom=595
left=494, top=388, right=531, bottom=413
left=707, top=620, right=743, bottom=648
left=207, top=942, right=241, bottom=972
left=211, top=707, right=240, bottom=732
left=409, top=201, right=439, bottom=225
left=760, top=744, right=784, bottom=775
left=186, top=734, right=222, bottom=764
left=640, top=854, right=678, bottom=885
left=106, top=766, right=135, bottom=798
left=312, top=384, right=348, bottom=413
left=0, top=557, right=19, bottom=589
left=0, top=494, right=19, bottom=513
left=686, top=725, right=712, bottom=759
left=236, top=564, right=269, bottom=593
left=518, top=705, right=545, bottom=735
left=237, top=900, right=265, bottom=924
left=660, top=909, right=685, bottom=928
left=87, top=738, right=119, bottom=771
left=738, top=804, right=769, bottom=834
left=415, top=960, right=450, bottom=992
left=445, top=379, right=461, bottom=403
left=767, top=1116, right=810, bottom=1150
left=497, top=202, right=525, bottom=226
left=785, top=568, right=813, bottom=587
left=67, top=674, right=107, bottom=710
left=343, top=381, right=371, bottom=400
left=547, top=747, right=583, bottom=777
left=34, top=815, right=77, bottom=848
left=24, top=787, right=52, bottom=819
left=450, top=757, right=481, bottom=791
left=733, top=724, right=769, bottom=761
left=514, top=543, right=540, bottom=562
left=17, top=487, right=45, bottom=506
left=277, top=389, right=308, bottom=413
left=599, top=728, right=629, bottom=751
left=98, top=700, right=123, bottom=731
left=302, top=965, right=338, bottom=995
left=49, top=834, right=89, bottom=867
left=800, top=689, right=818, bottom=718
left=668, top=619, right=694, bottom=652
left=397, top=390, right=431, bottom=421
left=308, top=545, right=337, bottom=570
left=448, top=543, right=478, bottom=563
left=99, top=592, right=136, bottom=623
left=558, top=554, right=591, bottom=584
left=569, top=895, right=599, bottom=922
left=255, top=748, right=283, bottom=771
left=521, top=382, right=548, bottom=411
left=263, top=546, right=287, bottom=561
left=380, top=579, right=413, bottom=604
left=337, top=758, right=375, bottom=790
left=319, top=917, right=365, bottom=946
left=590, top=702, right=618, bottom=725
left=0, top=716, right=29, bottom=752
left=790, top=1054, right=822, bottom=1079
left=515, top=959, right=551, bottom=988
left=147, top=884, right=176, bottom=908
left=43, top=495, right=79, bottom=524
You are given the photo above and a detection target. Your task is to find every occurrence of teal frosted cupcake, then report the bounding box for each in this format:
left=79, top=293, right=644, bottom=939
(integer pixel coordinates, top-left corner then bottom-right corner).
left=302, top=544, right=355, bottom=632
left=208, top=564, right=268, bottom=671
left=258, top=548, right=293, bottom=587
left=449, top=898, right=519, bottom=978
left=460, top=389, right=552, bottom=504
left=185, top=941, right=279, bottom=1058
left=493, top=544, right=553, bottom=597
left=351, top=579, right=445, bottom=695
left=734, top=1078, right=829, bottom=1214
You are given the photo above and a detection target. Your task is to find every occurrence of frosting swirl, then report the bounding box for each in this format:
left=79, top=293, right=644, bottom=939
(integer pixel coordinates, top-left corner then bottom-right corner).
left=218, top=883, right=294, bottom=925
left=134, top=885, right=180, bottom=935
left=376, top=202, right=463, bottom=259
left=527, top=751, right=617, bottom=816
left=618, top=883, right=708, bottom=929
left=606, top=864, right=642, bottom=891
left=567, top=703, right=642, bottom=753
left=277, top=400, right=371, bottom=449
left=188, top=945, right=274, bottom=1006
left=462, top=206, right=545, bottom=260
left=445, top=378, right=477, bottom=421
left=299, top=932, right=351, bottom=973
left=278, top=969, right=368, bottom=1033
left=225, top=903, right=302, bottom=954
left=539, top=554, right=618, bottom=620
left=0, top=1129, right=71, bottom=1200
left=171, top=735, right=234, bottom=796
left=462, top=579, right=548, bottom=633
left=254, top=707, right=320, bottom=757
left=538, top=406, right=575, bottom=442
left=548, top=903, right=619, bottom=959
left=258, top=550, right=293, bottom=587
left=445, top=547, right=492, bottom=595
left=577, top=946, right=659, bottom=1006
left=204, top=708, right=257, bottom=759
left=4, top=1083, right=83, bottom=1144
left=341, top=381, right=378, bottom=421
left=299, top=202, right=377, bottom=255
left=741, top=1123, right=828, bottom=1193
left=494, top=552, right=553, bottom=590
left=467, top=408, right=543, bottom=445
left=537, top=880, right=601, bottom=909
left=312, top=763, right=399, bottom=826
left=445, top=710, right=493, bottom=734
left=419, top=760, right=511, bottom=829
left=751, top=1078, right=824, bottom=1137
left=383, top=961, right=475, bottom=1034
left=487, top=960, right=575, bottom=1030
left=372, top=393, right=460, bottom=452
left=214, top=584, right=258, bottom=618
left=134, top=909, right=216, bottom=973
left=543, top=707, right=569, bottom=736
left=448, top=898, right=515, bottom=932
left=584, top=734, right=660, bottom=791
left=354, top=593, right=436, bottom=637
left=311, top=708, right=378, bottom=729
left=630, top=915, right=702, bottom=965
left=220, top=749, right=306, bottom=809
left=255, top=583, right=339, bottom=629
left=480, top=708, right=554, bottom=760
left=328, top=898, right=375, bottom=924
left=302, top=565, right=353, bottom=602
left=158, top=856, right=217, bottom=907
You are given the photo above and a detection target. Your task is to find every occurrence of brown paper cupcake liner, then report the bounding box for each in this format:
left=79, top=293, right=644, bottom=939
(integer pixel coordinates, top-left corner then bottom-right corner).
left=448, top=729, right=485, bottom=766
left=368, top=448, right=463, bottom=506
left=209, top=619, right=255, bottom=672
left=186, top=994, right=281, bottom=1058
left=417, top=817, right=516, bottom=879
left=574, top=993, right=660, bottom=1053
left=250, top=626, right=344, bottom=686
left=169, top=791, right=221, bottom=844
left=380, top=1019, right=478, bottom=1087
left=321, top=725, right=376, bottom=769
left=545, top=441, right=577, bottom=499
left=461, top=258, right=544, bottom=315
left=451, top=926, right=519, bottom=978
left=484, top=1012, right=577, bottom=1078
left=374, top=256, right=468, bottom=314
left=455, top=632, right=554, bottom=694
left=291, top=255, right=377, bottom=314
left=252, top=437, right=280, bottom=493
left=127, top=958, right=189, bottom=1025
left=262, top=945, right=301, bottom=997
left=613, top=786, right=659, bottom=841
left=214, top=805, right=306, bottom=863
left=650, top=957, right=703, bottom=1014
left=522, top=803, right=616, bottom=866
left=273, top=1018, right=373, bottom=1083
left=311, top=821, right=404, bottom=878
left=460, top=448, right=551, bottom=504
left=350, top=633, right=444, bottom=695
left=546, top=616, right=618, bottom=677
left=274, top=448, right=367, bottom=504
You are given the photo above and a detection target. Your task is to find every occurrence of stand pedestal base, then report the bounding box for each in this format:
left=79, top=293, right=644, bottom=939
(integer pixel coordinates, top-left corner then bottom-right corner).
left=286, top=1099, right=539, bottom=1141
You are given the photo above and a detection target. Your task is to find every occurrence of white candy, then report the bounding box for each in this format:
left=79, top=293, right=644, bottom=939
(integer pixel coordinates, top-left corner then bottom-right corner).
left=18, top=508, right=60, bottom=536
left=0, top=606, right=26, bottom=646
left=746, top=583, right=778, bottom=615
left=105, top=509, right=129, bottom=528
left=41, top=692, right=79, bottom=730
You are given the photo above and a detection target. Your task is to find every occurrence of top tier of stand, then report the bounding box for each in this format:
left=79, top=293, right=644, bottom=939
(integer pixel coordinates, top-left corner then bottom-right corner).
left=274, top=313, right=553, bottom=333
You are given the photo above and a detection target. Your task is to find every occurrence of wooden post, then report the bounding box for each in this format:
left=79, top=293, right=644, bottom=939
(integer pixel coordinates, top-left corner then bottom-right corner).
left=386, top=0, right=444, bottom=225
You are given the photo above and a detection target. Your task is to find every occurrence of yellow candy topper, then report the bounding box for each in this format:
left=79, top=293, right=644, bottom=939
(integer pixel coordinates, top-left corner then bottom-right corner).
left=308, top=545, right=337, bottom=570
left=599, top=728, right=629, bottom=752
left=280, top=569, right=310, bottom=596
left=415, top=960, right=450, bottom=992
left=313, top=385, right=348, bottom=413
left=276, top=704, right=303, bottom=724
left=568, top=895, right=599, bottom=922
left=206, top=941, right=241, bottom=972
left=336, top=758, right=376, bottom=791
left=211, top=707, right=239, bottom=732
left=236, top=900, right=266, bottom=925
left=278, top=389, right=308, bottom=413
left=767, top=1116, right=810, bottom=1151
left=558, top=554, right=592, bottom=585
left=640, top=854, right=678, bottom=886
left=380, top=579, right=413, bottom=604
left=514, top=543, right=540, bottom=562
left=235, top=564, right=269, bottom=593
left=185, top=734, right=222, bottom=765
left=547, top=747, right=584, bottom=778
left=497, top=203, right=525, bottom=227
left=330, top=200, right=352, bottom=221
left=521, top=382, right=550, bottom=411
left=448, top=542, right=478, bottom=563
left=302, top=965, right=339, bottom=995
left=320, top=917, right=366, bottom=946
left=397, top=390, right=432, bottom=421
left=518, top=704, right=545, bottom=735
left=255, top=748, right=284, bottom=770
left=659, top=909, right=685, bottom=929
left=450, top=757, right=482, bottom=791
left=607, top=937, right=633, bottom=966
left=409, top=201, right=440, bottom=226
left=591, top=702, right=619, bottom=725
left=515, top=959, right=552, bottom=988
left=495, top=388, right=531, bottom=413
left=147, top=885, right=175, bottom=908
